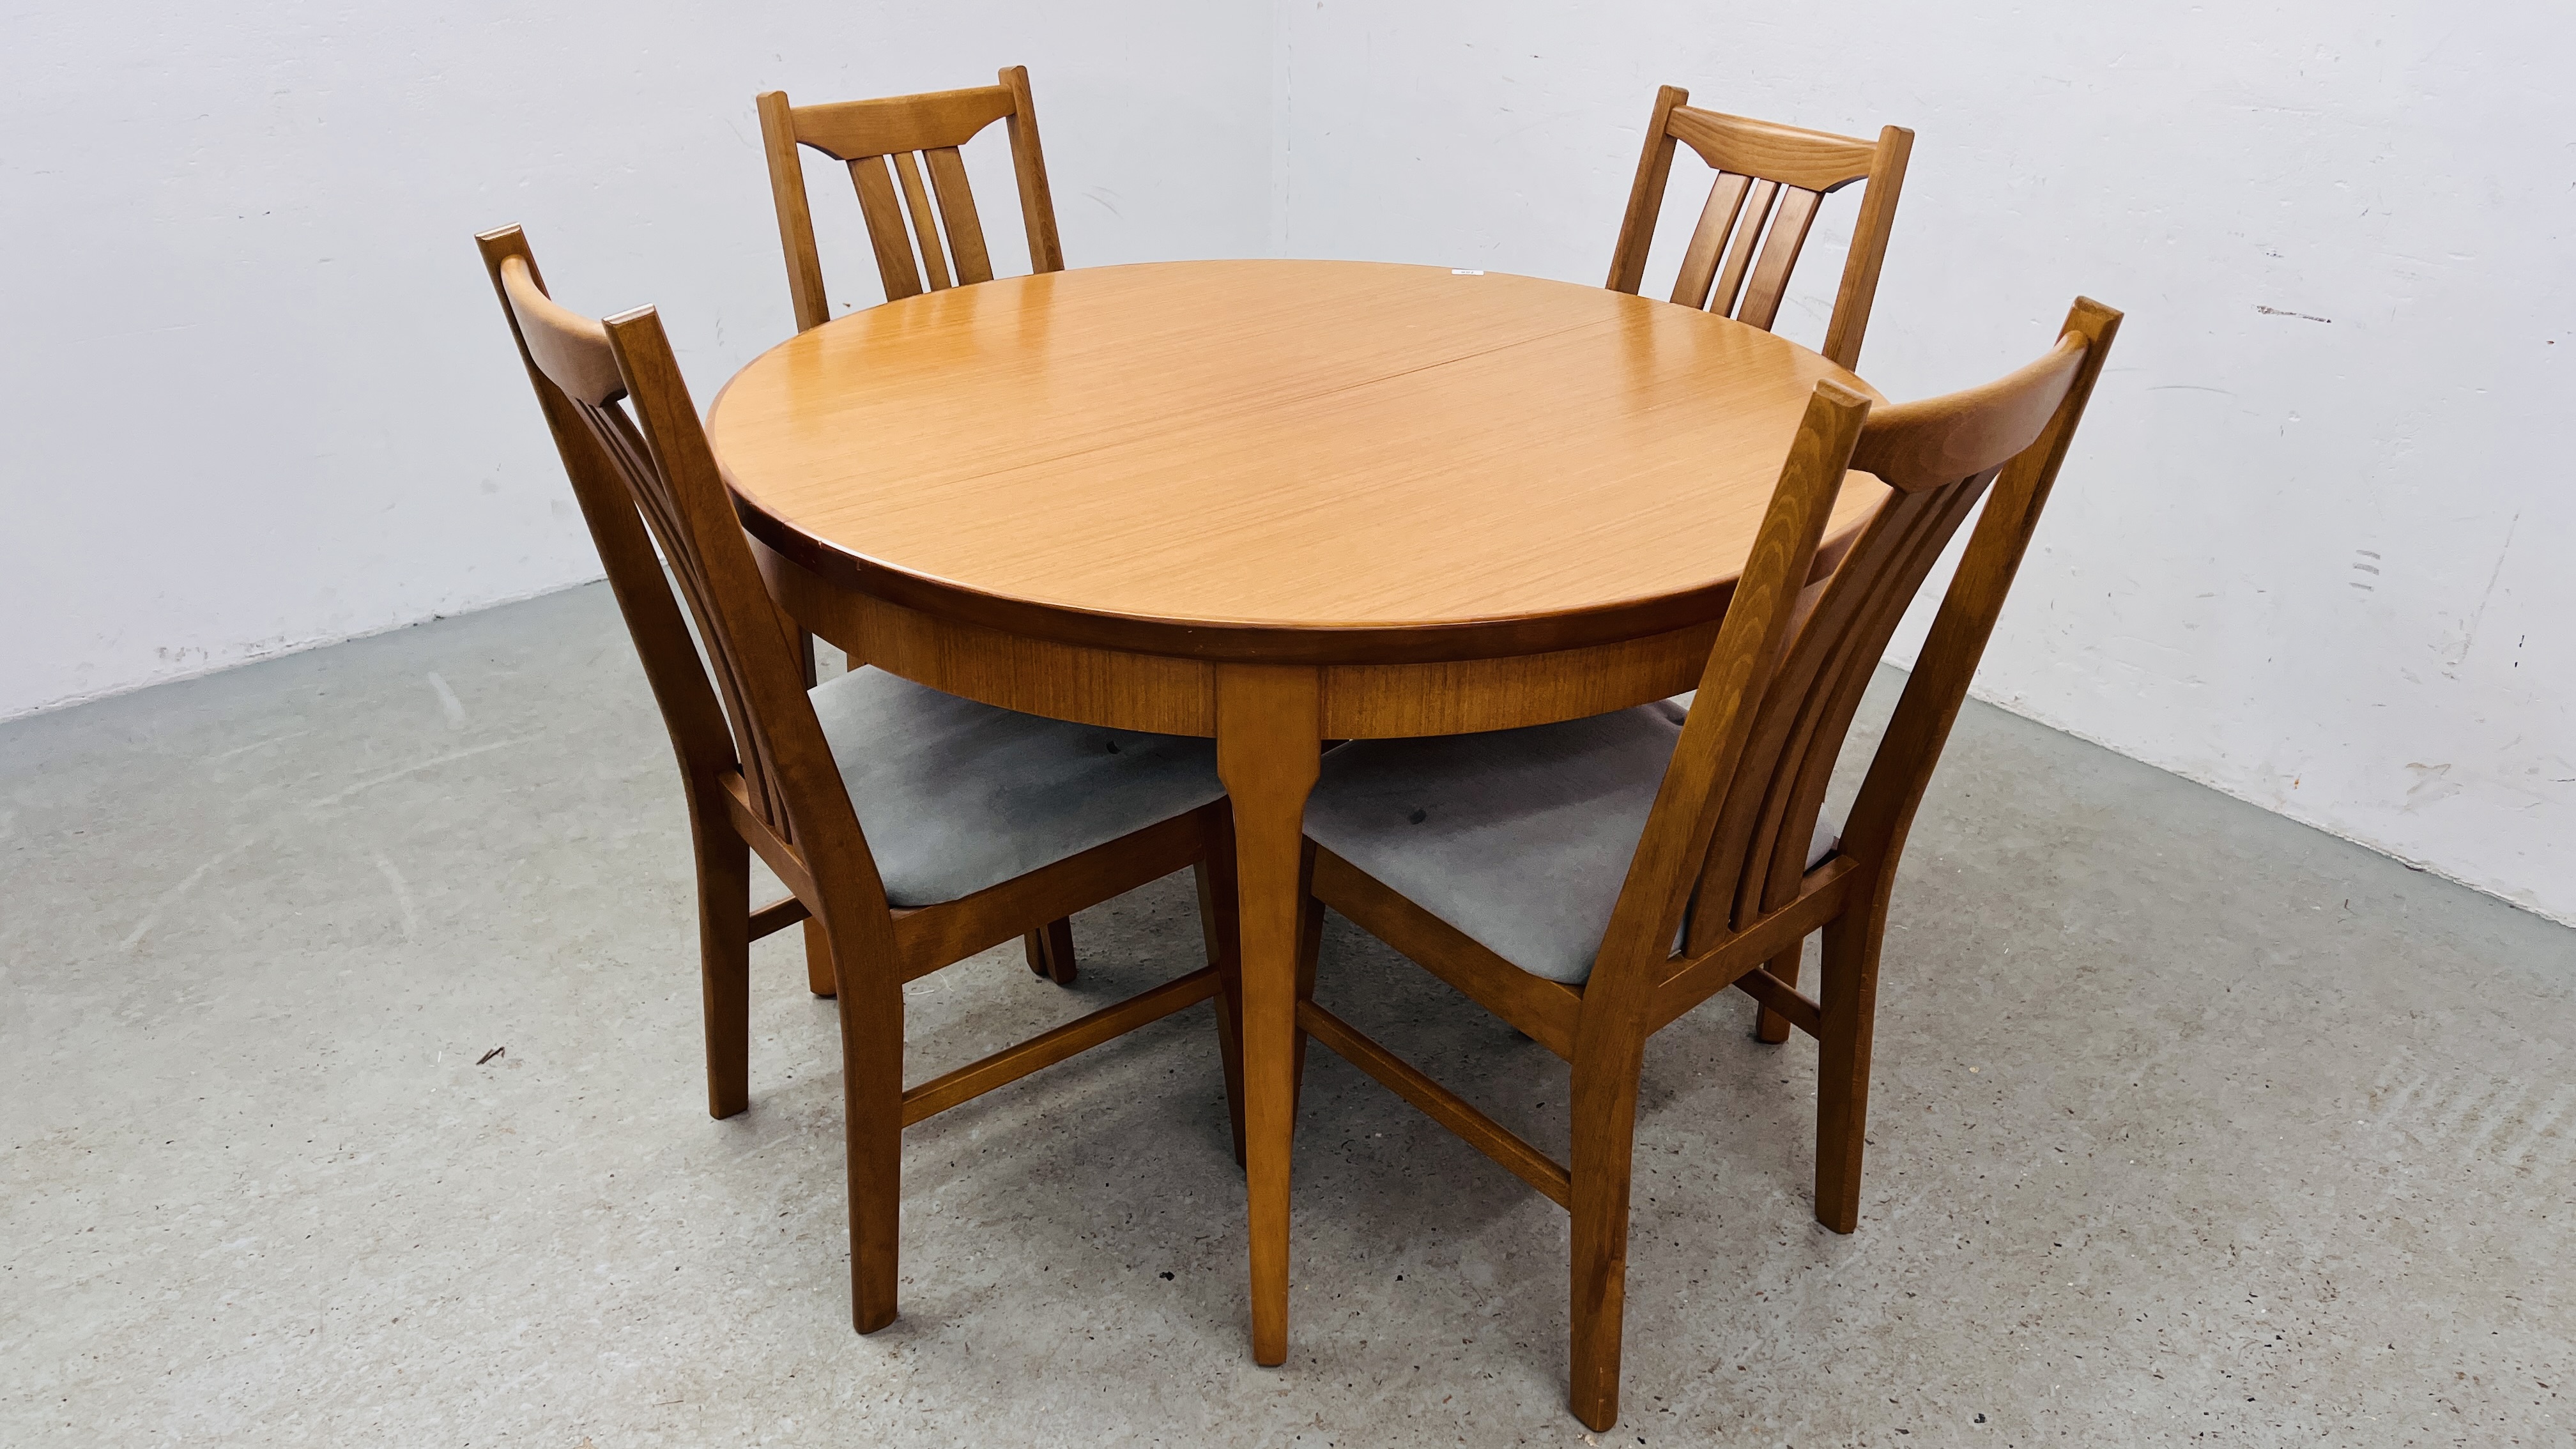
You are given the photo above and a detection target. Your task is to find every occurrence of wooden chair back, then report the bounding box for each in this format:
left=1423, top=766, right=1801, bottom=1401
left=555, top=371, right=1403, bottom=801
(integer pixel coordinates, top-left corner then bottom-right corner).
left=1607, top=298, right=2122, bottom=986
left=758, top=66, right=1065, bottom=330
left=1288, top=298, right=2120, bottom=1429
left=473, top=226, right=890, bottom=924
left=1605, top=86, right=1913, bottom=371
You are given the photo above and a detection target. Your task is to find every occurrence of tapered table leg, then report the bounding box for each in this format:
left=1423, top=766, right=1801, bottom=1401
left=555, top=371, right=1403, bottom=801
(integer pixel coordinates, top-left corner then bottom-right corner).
left=1215, top=663, right=1322, bottom=1367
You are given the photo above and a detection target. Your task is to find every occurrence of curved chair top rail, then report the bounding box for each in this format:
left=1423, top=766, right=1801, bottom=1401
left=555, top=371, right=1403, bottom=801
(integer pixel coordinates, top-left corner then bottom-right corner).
left=1664, top=107, right=1881, bottom=194
left=1851, top=330, right=2089, bottom=493
left=495, top=254, right=622, bottom=408
left=778, top=84, right=1018, bottom=162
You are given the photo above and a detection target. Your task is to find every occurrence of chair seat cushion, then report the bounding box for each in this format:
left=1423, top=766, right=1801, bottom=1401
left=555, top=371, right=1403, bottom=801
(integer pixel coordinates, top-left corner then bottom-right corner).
left=812, top=667, right=1225, bottom=908
left=1302, top=701, right=1837, bottom=985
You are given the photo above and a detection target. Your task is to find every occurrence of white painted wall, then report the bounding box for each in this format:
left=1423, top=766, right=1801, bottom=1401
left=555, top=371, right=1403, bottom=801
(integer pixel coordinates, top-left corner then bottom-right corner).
left=0, top=1, right=1275, bottom=717
left=1275, top=1, right=2576, bottom=923
left=6, top=2, right=2569, bottom=922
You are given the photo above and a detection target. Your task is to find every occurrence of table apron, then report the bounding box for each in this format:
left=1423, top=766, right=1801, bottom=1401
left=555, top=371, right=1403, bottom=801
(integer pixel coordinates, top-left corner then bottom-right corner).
left=756, top=536, right=1713, bottom=739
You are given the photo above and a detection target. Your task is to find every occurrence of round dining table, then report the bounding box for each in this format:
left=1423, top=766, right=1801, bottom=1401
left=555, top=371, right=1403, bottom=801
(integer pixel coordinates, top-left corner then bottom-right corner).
left=705, top=257, right=1885, bottom=1364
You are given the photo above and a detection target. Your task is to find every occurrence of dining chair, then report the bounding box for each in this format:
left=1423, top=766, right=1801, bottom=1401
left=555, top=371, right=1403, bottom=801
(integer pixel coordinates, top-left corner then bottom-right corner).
left=1291, top=297, right=2121, bottom=1428
left=753, top=66, right=1066, bottom=721
left=1606, top=85, right=1914, bottom=371
left=475, top=224, right=1245, bottom=1333
left=756, top=65, right=1064, bottom=332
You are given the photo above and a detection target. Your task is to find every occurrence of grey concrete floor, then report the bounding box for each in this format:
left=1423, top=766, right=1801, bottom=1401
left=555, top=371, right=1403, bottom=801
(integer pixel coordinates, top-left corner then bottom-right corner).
left=4, top=581, right=2572, bottom=1447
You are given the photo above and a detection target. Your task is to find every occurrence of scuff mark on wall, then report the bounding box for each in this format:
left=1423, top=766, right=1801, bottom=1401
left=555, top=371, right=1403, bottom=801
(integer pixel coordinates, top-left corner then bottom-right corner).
left=2444, top=513, right=2521, bottom=677
left=2404, top=762, right=2461, bottom=809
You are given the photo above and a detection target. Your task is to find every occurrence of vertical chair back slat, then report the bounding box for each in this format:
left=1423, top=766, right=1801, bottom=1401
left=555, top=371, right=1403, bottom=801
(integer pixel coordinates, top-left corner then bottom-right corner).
left=1608, top=84, right=1913, bottom=371
left=591, top=392, right=786, bottom=836
left=599, top=300, right=868, bottom=873
left=521, top=267, right=792, bottom=838
left=1740, top=471, right=1993, bottom=926
left=923, top=146, right=993, bottom=284
left=847, top=155, right=924, bottom=304
left=760, top=66, right=1063, bottom=329
left=1736, top=185, right=1824, bottom=330
left=1669, top=172, right=1753, bottom=310
left=1704, top=177, right=1781, bottom=321
left=1681, top=483, right=1932, bottom=949
left=889, top=151, right=953, bottom=292
left=1586, top=382, right=1877, bottom=986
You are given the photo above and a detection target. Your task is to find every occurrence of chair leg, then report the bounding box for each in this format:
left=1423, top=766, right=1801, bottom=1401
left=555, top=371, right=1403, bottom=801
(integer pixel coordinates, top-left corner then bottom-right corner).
left=1567, top=1043, right=1645, bottom=1432
left=1022, top=918, right=1078, bottom=985
left=797, top=627, right=820, bottom=688
left=1196, top=810, right=1248, bottom=1167
left=694, top=818, right=753, bottom=1120
left=1289, top=847, right=1322, bottom=1124
left=837, top=952, right=905, bottom=1333
left=1752, top=942, right=1802, bottom=1044
left=802, top=916, right=837, bottom=997
left=1813, top=910, right=1887, bottom=1235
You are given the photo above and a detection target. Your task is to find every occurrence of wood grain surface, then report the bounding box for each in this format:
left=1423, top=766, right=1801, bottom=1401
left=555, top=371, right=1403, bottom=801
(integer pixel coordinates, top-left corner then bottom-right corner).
left=709, top=259, right=1885, bottom=664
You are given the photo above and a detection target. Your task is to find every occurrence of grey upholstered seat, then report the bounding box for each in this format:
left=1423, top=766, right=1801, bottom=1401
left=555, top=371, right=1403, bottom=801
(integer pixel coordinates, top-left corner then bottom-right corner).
left=813, top=667, right=1225, bottom=908
left=1303, top=701, right=1837, bottom=985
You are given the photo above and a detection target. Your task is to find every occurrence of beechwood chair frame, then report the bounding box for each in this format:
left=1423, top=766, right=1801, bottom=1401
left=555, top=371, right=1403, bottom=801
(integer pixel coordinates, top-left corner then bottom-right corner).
left=753, top=65, right=1068, bottom=759
left=757, top=64, right=1064, bottom=334
left=1296, top=298, right=2122, bottom=1429
left=476, top=226, right=1246, bottom=1333
left=1607, top=84, right=1914, bottom=372
left=757, top=63, right=1075, bottom=980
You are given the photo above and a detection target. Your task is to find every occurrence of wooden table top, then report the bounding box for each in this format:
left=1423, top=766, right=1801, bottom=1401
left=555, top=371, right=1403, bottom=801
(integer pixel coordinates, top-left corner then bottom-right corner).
left=709, top=259, right=1886, bottom=663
